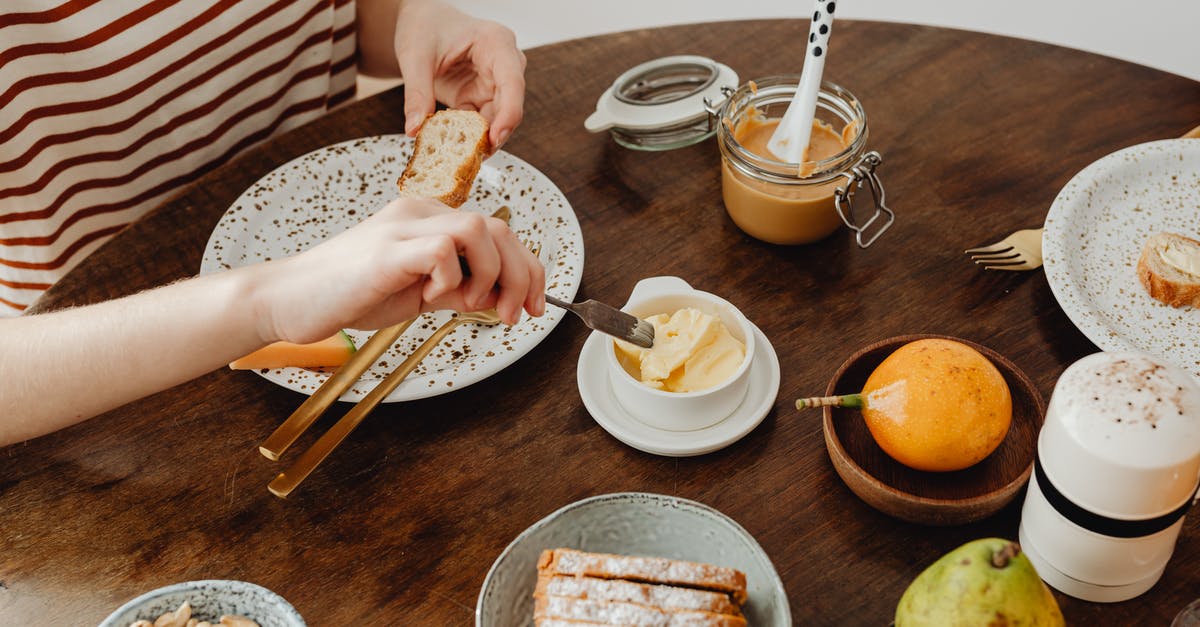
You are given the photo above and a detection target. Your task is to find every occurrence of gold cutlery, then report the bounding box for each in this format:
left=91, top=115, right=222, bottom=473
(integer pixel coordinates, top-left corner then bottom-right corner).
left=258, top=205, right=511, bottom=461
left=258, top=320, right=414, bottom=460
left=965, top=228, right=1045, bottom=271
left=966, top=125, right=1200, bottom=271
left=267, top=308, right=503, bottom=498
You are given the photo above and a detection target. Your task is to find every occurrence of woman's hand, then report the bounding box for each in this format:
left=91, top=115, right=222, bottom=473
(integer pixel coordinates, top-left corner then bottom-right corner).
left=251, top=198, right=545, bottom=345
left=392, top=0, right=526, bottom=150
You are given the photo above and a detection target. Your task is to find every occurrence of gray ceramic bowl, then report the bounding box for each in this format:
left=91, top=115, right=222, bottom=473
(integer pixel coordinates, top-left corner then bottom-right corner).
left=99, top=580, right=305, bottom=627
left=477, top=492, right=791, bottom=626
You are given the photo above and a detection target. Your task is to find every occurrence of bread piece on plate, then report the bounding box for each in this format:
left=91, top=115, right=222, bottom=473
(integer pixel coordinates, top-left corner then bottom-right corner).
left=535, top=575, right=741, bottom=616
left=534, top=595, right=747, bottom=627
left=1137, top=231, right=1200, bottom=308
left=396, top=109, right=490, bottom=208
left=538, top=549, right=748, bottom=605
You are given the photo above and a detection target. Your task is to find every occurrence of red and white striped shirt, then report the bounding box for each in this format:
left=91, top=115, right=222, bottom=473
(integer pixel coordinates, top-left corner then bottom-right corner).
left=0, top=0, right=358, bottom=315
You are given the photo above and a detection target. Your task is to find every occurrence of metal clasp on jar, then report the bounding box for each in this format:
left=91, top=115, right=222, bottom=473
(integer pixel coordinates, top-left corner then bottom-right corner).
left=834, top=151, right=893, bottom=248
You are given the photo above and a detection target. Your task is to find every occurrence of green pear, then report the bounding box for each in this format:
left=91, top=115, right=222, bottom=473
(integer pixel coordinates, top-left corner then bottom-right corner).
left=896, top=538, right=1064, bottom=626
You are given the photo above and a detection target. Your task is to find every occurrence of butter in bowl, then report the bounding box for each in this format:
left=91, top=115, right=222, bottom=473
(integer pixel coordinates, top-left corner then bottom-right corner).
left=575, top=276, right=781, bottom=457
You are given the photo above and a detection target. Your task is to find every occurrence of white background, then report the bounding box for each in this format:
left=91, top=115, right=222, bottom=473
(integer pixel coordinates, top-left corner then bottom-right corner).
left=364, top=1, right=1199, bottom=96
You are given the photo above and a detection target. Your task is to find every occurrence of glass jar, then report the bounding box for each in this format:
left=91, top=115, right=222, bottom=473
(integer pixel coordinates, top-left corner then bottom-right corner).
left=584, top=55, right=739, bottom=151
left=715, top=77, right=893, bottom=247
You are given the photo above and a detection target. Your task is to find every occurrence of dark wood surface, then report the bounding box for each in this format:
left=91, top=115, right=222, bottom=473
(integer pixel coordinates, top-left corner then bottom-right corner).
left=6, top=20, right=1200, bottom=625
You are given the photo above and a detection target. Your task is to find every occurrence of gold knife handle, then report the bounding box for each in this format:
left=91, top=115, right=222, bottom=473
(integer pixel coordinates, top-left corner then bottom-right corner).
left=267, top=317, right=465, bottom=498
left=258, top=319, right=415, bottom=460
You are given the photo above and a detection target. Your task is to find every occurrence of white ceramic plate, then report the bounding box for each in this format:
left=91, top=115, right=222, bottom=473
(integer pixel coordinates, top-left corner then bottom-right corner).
left=1044, top=139, right=1200, bottom=376
left=100, top=580, right=304, bottom=627
left=201, top=135, right=583, bottom=402
left=577, top=322, right=780, bottom=456
left=476, top=492, right=791, bottom=627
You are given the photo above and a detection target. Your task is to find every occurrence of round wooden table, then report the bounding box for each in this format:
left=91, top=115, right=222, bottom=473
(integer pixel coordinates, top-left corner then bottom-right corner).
left=9, top=19, right=1200, bottom=625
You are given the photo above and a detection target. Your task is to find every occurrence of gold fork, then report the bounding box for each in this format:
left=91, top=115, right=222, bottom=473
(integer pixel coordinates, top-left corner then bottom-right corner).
left=268, top=308, right=503, bottom=498
left=966, top=124, right=1200, bottom=271
left=965, top=228, right=1045, bottom=271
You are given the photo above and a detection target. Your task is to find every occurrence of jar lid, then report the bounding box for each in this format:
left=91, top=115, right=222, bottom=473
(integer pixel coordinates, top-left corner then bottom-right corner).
left=585, top=55, right=738, bottom=151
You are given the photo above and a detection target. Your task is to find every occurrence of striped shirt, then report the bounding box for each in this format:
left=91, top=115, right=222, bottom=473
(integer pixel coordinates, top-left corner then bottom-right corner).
left=0, top=0, right=358, bottom=315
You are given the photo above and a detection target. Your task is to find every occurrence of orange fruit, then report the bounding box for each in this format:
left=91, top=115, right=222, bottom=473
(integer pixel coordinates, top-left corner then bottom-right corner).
left=861, top=339, right=1012, bottom=472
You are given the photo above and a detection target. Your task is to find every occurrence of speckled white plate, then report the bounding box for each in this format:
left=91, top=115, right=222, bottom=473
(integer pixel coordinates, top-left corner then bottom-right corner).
left=1043, top=139, right=1200, bottom=377
left=99, top=579, right=304, bottom=627
left=476, top=492, right=791, bottom=627
left=201, top=135, right=583, bottom=402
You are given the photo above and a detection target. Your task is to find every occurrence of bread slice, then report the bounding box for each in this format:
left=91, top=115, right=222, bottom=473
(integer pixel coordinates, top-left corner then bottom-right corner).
left=535, top=575, right=741, bottom=616
left=396, top=109, right=490, bottom=208
left=538, top=549, right=748, bottom=605
left=1137, top=231, right=1200, bottom=308
left=534, top=595, right=747, bottom=627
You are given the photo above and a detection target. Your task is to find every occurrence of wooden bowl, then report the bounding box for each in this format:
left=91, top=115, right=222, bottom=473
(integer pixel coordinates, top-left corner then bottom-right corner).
left=821, top=334, right=1045, bottom=526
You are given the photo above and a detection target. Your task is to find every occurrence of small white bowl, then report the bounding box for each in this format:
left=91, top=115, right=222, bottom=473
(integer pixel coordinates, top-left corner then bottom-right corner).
left=605, top=276, right=756, bottom=431
left=99, top=580, right=305, bottom=627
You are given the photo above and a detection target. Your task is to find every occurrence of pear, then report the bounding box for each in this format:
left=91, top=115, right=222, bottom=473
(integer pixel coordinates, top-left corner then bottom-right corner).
left=896, top=538, right=1064, bottom=626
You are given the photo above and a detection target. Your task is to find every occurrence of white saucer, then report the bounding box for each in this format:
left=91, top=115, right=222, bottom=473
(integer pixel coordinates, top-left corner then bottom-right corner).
left=577, top=322, right=780, bottom=456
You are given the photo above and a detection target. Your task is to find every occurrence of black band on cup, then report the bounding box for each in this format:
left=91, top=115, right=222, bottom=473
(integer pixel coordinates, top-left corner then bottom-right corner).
left=1034, top=455, right=1195, bottom=539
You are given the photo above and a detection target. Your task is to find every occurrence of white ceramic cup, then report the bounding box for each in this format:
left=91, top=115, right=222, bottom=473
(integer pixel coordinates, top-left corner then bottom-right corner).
left=1018, top=351, right=1200, bottom=602
left=605, top=276, right=756, bottom=431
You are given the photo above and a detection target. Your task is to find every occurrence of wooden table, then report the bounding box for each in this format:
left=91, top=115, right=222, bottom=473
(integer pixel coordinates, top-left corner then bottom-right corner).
left=6, top=20, right=1200, bottom=625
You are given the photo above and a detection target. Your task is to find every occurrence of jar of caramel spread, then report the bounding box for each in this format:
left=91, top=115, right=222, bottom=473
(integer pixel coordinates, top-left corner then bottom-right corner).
left=714, top=77, right=893, bottom=247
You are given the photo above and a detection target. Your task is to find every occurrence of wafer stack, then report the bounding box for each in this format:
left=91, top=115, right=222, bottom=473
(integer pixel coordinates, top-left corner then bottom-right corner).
left=534, top=548, right=749, bottom=626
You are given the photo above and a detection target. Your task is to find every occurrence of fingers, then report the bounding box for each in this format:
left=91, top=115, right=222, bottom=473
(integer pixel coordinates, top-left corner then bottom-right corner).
left=388, top=210, right=501, bottom=310
left=401, top=13, right=525, bottom=151
left=524, top=248, right=546, bottom=317
left=489, top=224, right=533, bottom=325
left=407, top=235, right=463, bottom=304
left=449, top=214, right=501, bottom=309
left=396, top=36, right=438, bottom=136
left=392, top=209, right=543, bottom=325
left=282, top=199, right=544, bottom=338
left=476, top=28, right=526, bottom=150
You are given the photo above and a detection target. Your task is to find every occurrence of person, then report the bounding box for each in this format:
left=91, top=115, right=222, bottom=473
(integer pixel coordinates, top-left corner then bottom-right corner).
left=0, top=197, right=546, bottom=447
left=0, top=0, right=526, bottom=313
left=0, top=0, right=541, bottom=445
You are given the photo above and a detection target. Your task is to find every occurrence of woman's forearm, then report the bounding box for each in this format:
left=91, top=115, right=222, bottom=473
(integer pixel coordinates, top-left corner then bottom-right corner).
left=0, top=198, right=545, bottom=448
left=0, top=267, right=269, bottom=446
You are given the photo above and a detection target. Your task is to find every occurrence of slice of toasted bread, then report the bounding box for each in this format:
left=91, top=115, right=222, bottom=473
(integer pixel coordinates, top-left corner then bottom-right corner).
left=1137, top=231, right=1200, bottom=308
left=535, top=575, right=741, bottom=616
left=538, top=549, right=748, bottom=605
left=534, top=595, right=747, bottom=627
left=397, top=109, right=490, bottom=208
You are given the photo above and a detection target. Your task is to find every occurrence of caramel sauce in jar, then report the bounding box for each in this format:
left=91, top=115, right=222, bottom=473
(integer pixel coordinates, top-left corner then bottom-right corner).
left=717, top=78, right=873, bottom=245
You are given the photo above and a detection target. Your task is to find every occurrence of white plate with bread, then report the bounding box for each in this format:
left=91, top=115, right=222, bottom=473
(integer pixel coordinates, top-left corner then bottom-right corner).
left=477, top=492, right=790, bottom=627
left=201, top=133, right=584, bottom=402
left=1044, top=138, right=1200, bottom=376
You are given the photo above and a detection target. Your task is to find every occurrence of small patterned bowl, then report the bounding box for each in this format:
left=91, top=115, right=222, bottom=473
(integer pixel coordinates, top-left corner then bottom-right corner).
left=476, top=492, right=790, bottom=626
left=99, top=580, right=305, bottom=627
